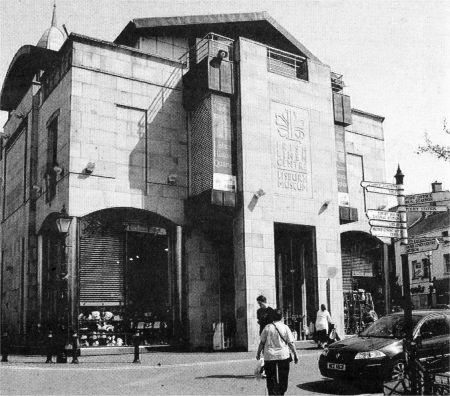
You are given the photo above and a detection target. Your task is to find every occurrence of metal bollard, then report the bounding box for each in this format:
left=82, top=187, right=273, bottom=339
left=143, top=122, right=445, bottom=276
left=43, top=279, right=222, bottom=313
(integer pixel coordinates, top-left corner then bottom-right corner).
left=1, top=332, right=9, bottom=362
left=45, top=331, right=54, bottom=363
left=132, top=330, right=141, bottom=363
left=71, top=332, right=79, bottom=364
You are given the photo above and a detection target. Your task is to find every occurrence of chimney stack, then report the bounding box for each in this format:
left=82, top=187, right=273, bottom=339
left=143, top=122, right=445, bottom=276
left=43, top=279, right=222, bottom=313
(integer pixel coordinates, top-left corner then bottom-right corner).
left=431, top=181, right=442, bottom=193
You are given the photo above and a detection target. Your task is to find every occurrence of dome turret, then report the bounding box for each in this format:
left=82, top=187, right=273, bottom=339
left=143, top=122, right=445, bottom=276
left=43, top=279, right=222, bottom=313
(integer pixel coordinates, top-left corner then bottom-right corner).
left=36, top=3, right=65, bottom=51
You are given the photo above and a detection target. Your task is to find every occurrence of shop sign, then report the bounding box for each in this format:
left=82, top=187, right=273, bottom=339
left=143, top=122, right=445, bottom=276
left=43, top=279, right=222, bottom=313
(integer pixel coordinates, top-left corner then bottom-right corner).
left=352, top=269, right=373, bottom=277
left=338, top=192, right=350, bottom=207
left=335, top=127, right=348, bottom=194
left=212, top=96, right=233, bottom=176
left=412, top=262, right=423, bottom=279
left=125, top=222, right=166, bottom=235
left=213, top=173, right=236, bottom=192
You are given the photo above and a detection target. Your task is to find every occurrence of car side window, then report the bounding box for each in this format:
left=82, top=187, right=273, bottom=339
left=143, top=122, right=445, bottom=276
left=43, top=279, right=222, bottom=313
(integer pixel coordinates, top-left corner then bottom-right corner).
left=419, top=316, right=450, bottom=337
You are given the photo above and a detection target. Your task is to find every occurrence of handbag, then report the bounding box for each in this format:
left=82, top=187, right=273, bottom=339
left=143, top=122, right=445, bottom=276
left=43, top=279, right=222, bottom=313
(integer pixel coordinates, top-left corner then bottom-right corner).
left=272, top=323, right=294, bottom=362
left=254, top=359, right=263, bottom=381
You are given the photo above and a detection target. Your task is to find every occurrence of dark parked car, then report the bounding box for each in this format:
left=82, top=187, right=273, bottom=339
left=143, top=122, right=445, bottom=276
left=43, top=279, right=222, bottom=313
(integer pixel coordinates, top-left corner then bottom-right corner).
left=319, top=310, right=450, bottom=382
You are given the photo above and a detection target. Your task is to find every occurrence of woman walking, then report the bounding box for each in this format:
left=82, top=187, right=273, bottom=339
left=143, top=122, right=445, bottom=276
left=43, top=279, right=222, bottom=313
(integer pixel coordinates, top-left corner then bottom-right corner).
left=315, top=304, right=331, bottom=349
left=256, top=309, right=298, bottom=395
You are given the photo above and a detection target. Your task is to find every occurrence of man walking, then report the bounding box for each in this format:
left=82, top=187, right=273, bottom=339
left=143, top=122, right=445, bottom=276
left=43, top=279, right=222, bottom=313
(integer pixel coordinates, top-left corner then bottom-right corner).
left=256, top=295, right=274, bottom=334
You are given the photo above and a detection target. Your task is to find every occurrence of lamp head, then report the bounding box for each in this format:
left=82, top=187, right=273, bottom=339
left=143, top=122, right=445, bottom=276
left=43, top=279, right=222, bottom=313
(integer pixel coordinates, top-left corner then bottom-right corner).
left=56, top=205, right=72, bottom=235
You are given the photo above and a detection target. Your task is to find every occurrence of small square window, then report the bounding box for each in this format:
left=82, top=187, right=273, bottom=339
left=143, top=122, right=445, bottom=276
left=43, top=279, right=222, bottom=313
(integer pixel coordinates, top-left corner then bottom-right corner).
left=444, top=253, right=450, bottom=274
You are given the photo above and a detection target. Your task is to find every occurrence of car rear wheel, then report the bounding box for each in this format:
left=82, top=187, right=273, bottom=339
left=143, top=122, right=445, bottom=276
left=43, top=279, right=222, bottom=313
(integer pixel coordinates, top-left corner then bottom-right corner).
left=390, top=360, right=406, bottom=381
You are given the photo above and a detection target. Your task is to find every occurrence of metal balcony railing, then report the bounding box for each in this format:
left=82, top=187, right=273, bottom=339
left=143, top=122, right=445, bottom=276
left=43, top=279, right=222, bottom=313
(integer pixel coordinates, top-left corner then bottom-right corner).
left=267, top=46, right=308, bottom=81
left=331, top=72, right=345, bottom=93
left=179, top=33, right=234, bottom=70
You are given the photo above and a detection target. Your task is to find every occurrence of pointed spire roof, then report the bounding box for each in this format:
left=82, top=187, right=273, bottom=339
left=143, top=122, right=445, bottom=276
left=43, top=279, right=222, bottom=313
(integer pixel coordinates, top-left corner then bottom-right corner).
left=51, top=0, right=58, bottom=27
left=37, top=1, right=64, bottom=51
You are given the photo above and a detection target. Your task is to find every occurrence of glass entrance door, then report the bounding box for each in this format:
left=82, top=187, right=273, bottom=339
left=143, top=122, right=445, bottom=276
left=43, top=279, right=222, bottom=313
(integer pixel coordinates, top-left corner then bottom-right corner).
left=125, top=230, right=173, bottom=345
left=275, top=224, right=317, bottom=339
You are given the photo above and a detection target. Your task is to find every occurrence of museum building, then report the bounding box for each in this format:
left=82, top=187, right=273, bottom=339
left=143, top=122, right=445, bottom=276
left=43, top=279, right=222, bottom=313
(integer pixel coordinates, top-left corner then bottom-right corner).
left=0, top=9, right=391, bottom=350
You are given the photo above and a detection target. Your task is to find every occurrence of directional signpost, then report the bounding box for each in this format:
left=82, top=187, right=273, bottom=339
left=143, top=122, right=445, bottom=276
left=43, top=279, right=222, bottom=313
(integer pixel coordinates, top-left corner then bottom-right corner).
left=361, top=181, right=400, bottom=196
left=369, top=219, right=404, bottom=228
left=405, top=206, right=448, bottom=212
left=405, top=238, right=440, bottom=254
left=361, top=181, right=405, bottom=239
left=405, top=192, right=449, bottom=206
left=362, top=167, right=449, bottom=392
left=405, top=193, right=433, bottom=206
left=365, top=186, right=399, bottom=196
left=361, top=181, right=399, bottom=190
left=366, top=209, right=401, bottom=222
left=370, top=226, right=403, bottom=238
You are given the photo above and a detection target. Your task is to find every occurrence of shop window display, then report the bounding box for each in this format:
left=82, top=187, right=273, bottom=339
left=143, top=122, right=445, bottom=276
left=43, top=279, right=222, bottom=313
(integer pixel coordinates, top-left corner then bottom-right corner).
left=78, top=306, right=172, bottom=347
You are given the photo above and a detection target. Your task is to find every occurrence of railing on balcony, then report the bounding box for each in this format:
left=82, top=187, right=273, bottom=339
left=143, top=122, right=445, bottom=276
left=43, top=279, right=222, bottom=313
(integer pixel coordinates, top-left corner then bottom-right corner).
left=267, top=46, right=308, bottom=81
left=331, top=72, right=345, bottom=93
left=179, top=33, right=234, bottom=70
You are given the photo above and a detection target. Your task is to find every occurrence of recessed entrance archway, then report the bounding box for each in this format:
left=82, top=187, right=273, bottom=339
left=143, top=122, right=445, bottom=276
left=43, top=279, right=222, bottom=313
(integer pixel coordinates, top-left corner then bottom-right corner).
left=341, top=231, right=385, bottom=335
left=274, top=223, right=317, bottom=339
left=77, top=208, right=178, bottom=347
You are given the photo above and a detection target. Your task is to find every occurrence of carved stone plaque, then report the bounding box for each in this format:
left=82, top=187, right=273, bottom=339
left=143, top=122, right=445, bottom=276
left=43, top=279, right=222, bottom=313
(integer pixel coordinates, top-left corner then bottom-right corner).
left=271, top=102, right=312, bottom=198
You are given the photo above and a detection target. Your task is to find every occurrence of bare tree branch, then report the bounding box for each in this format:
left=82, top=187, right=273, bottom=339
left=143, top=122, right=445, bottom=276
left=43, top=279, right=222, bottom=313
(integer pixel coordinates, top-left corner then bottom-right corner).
left=416, top=118, right=450, bottom=161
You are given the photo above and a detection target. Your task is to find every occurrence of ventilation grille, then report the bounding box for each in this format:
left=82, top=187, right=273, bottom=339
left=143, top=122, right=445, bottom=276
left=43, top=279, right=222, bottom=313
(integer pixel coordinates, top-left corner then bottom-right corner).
left=190, top=96, right=213, bottom=196
left=79, top=231, right=124, bottom=305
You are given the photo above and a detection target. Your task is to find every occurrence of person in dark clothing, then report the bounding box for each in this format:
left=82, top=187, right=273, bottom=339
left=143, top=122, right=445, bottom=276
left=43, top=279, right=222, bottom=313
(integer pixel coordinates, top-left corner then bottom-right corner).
left=256, top=295, right=275, bottom=335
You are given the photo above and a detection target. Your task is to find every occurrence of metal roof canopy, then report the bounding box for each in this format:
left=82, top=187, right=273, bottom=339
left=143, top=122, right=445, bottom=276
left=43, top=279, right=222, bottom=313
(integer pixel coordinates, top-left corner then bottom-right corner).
left=0, top=45, right=60, bottom=112
left=114, top=12, right=321, bottom=64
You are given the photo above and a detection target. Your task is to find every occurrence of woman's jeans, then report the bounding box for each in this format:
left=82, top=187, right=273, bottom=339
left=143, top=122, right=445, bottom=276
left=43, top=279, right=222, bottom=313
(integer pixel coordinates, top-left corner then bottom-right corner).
left=264, top=358, right=291, bottom=395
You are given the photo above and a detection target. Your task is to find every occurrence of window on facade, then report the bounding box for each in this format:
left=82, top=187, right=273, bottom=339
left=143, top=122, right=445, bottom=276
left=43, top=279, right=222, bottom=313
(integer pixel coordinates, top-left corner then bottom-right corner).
left=411, top=260, right=420, bottom=279
left=45, top=116, right=58, bottom=202
left=443, top=231, right=449, bottom=246
left=41, top=50, right=71, bottom=103
left=267, top=47, right=308, bottom=81
left=444, top=253, right=450, bottom=274
left=422, top=258, right=430, bottom=279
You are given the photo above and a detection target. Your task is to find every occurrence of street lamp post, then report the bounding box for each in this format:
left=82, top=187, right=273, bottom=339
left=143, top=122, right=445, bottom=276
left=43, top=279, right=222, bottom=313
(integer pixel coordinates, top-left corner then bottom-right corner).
left=55, top=205, right=75, bottom=363
left=395, top=166, right=419, bottom=394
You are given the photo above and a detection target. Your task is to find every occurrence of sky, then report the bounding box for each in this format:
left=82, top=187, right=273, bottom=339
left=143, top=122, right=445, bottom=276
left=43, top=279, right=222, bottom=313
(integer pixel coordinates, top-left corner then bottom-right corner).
left=1, top=0, right=449, bottom=196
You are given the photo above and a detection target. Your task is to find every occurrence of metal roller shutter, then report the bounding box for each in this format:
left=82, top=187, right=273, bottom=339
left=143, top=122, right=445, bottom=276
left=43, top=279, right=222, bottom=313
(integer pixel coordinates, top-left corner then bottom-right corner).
left=79, top=231, right=124, bottom=306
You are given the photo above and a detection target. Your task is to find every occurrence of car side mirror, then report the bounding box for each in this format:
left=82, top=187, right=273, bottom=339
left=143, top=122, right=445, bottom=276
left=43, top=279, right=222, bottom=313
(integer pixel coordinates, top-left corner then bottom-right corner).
left=421, top=331, right=433, bottom=339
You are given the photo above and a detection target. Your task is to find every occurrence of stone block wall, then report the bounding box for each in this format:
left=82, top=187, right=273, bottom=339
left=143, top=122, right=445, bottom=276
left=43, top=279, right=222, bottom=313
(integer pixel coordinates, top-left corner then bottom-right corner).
left=0, top=87, right=36, bottom=334
left=237, top=38, right=344, bottom=348
left=342, top=111, right=388, bottom=235
left=185, top=230, right=221, bottom=348
left=67, top=40, right=187, bottom=225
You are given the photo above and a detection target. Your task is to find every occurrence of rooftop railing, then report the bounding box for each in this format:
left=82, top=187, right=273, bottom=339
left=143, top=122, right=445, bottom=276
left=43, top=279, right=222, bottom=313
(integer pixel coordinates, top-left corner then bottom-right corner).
left=267, top=46, right=308, bottom=81
left=179, top=33, right=234, bottom=70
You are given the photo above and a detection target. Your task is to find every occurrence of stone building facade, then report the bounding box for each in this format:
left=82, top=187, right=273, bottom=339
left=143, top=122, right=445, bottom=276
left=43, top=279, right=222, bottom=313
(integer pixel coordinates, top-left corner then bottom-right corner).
left=0, top=11, right=389, bottom=350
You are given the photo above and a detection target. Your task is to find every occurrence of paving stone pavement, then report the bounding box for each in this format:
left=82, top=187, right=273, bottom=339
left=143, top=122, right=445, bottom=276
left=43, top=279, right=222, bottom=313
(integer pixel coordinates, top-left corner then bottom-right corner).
left=1, top=340, right=321, bottom=367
